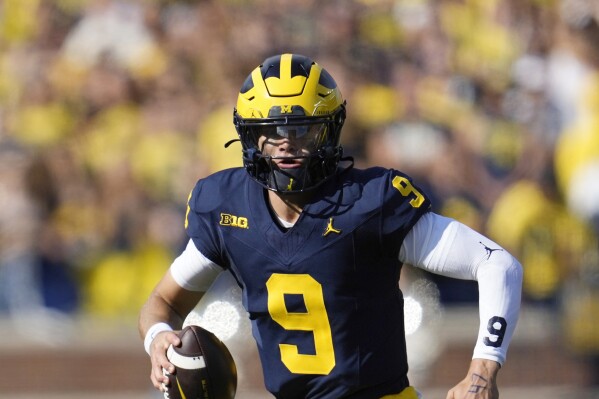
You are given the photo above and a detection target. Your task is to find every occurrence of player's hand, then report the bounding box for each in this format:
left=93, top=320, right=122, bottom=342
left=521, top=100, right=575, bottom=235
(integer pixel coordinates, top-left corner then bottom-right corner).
left=446, top=359, right=500, bottom=399
left=149, top=330, right=181, bottom=391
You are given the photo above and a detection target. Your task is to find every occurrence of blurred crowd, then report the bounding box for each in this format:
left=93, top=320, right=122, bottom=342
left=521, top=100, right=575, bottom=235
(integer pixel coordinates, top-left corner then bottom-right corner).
left=0, top=0, right=598, bottom=360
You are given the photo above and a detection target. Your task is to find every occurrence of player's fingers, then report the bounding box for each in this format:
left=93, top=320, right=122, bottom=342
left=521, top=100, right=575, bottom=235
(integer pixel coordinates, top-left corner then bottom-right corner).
left=154, top=330, right=180, bottom=350
left=152, top=359, right=174, bottom=389
left=153, top=351, right=175, bottom=382
left=165, top=331, right=182, bottom=347
left=151, top=332, right=178, bottom=374
left=150, top=351, right=172, bottom=385
left=150, top=367, right=164, bottom=390
left=148, top=331, right=181, bottom=391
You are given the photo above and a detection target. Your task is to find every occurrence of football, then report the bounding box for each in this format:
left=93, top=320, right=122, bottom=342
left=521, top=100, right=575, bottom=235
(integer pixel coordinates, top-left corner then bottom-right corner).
left=165, top=325, right=237, bottom=399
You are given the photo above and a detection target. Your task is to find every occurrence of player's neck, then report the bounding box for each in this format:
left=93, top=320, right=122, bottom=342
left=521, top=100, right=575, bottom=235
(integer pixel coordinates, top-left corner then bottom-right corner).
left=267, top=190, right=312, bottom=224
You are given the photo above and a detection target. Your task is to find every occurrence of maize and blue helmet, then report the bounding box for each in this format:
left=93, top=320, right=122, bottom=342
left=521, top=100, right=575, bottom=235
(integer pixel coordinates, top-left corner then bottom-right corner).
left=233, top=54, right=346, bottom=194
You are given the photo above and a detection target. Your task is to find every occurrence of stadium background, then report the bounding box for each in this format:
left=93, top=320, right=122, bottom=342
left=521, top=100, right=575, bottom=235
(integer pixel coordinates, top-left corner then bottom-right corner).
left=1, top=0, right=599, bottom=398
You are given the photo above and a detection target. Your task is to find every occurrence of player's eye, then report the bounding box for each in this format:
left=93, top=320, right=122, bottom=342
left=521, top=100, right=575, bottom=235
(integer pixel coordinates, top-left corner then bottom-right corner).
left=255, top=125, right=278, bottom=139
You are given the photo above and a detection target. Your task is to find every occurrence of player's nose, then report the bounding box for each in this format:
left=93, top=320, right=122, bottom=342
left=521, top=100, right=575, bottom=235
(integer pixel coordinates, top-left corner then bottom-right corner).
left=276, top=139, right=300, bottom=155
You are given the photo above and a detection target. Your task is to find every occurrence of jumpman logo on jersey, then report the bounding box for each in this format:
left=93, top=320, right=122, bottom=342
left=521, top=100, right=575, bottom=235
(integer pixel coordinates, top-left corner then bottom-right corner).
left=479, top=241, right=503, bottom=260
left=323, top=218, right=342, bottom=236
left=286, top=178, right=294, bottom=191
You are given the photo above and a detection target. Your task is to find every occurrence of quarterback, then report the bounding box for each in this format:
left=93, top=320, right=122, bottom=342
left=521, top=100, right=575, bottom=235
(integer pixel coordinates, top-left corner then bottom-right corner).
left=139, top=54, right=522, bottom=399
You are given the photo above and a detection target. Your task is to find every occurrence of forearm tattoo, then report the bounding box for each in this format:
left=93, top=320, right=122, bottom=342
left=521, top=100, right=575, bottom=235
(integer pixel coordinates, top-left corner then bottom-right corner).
left=467, top=373, right=488, bottom=394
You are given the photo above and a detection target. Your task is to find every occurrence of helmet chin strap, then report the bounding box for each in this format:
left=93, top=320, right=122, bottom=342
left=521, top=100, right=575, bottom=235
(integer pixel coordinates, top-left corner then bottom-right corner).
left=268, top=164, right=311, bottom=193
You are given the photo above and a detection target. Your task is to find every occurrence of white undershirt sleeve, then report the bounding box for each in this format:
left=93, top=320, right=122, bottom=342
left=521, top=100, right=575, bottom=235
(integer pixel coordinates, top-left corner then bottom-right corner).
left=400, top=212, right=523, bottom=365
left=169, top=239, right=224, bottom=292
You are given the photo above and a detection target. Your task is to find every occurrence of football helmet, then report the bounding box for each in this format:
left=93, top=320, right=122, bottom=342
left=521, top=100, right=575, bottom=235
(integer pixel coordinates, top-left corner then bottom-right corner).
left=233, top=54, right=346, bottom=193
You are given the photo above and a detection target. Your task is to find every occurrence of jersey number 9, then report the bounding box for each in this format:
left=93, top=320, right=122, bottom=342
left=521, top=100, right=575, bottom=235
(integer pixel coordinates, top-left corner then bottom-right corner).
left=392, top=176, right=425, bottom=208
left=266, top=273, right=336, bottom=375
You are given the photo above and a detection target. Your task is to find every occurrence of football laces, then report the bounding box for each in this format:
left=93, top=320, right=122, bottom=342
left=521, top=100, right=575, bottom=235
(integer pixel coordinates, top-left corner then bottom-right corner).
left=162, top=368, right=170, bottom=399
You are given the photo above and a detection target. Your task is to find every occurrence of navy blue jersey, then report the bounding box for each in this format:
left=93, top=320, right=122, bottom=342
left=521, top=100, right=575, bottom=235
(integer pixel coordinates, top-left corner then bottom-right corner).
left=185, top=167, right=431, bottom=399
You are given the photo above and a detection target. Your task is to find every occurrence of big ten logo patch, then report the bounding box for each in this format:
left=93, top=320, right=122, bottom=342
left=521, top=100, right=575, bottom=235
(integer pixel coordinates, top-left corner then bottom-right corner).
left=220, top=213, right=249, bottom=229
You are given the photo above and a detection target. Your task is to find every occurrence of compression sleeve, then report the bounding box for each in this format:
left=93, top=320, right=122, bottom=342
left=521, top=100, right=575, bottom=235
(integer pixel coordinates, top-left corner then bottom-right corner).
left=399, top=212, right=523, bottom=365
left=169, top=239, right=224, bottom=292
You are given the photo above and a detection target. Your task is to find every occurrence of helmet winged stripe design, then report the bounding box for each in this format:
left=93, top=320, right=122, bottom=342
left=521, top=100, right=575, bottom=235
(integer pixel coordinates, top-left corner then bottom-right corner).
left=234, top=54, right=346, bottom=193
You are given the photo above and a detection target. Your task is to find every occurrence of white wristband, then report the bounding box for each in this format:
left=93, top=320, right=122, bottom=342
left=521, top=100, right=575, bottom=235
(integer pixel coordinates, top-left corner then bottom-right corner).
left=144, top=322, right=173, bottom=356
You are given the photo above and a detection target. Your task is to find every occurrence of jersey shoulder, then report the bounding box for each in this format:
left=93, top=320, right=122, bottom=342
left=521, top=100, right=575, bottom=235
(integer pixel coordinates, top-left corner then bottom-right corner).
left=184, top=168, right=250, bottom=263
left=339, top=166, right=431, bottom=208
left=338, top=166, right=431, bottom=240
left=188, top=167, right=249, bottom=213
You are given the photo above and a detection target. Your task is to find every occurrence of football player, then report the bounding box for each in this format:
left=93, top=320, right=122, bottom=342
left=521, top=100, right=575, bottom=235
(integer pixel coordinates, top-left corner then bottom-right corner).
left=139, top=54, right=522, bottom=399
